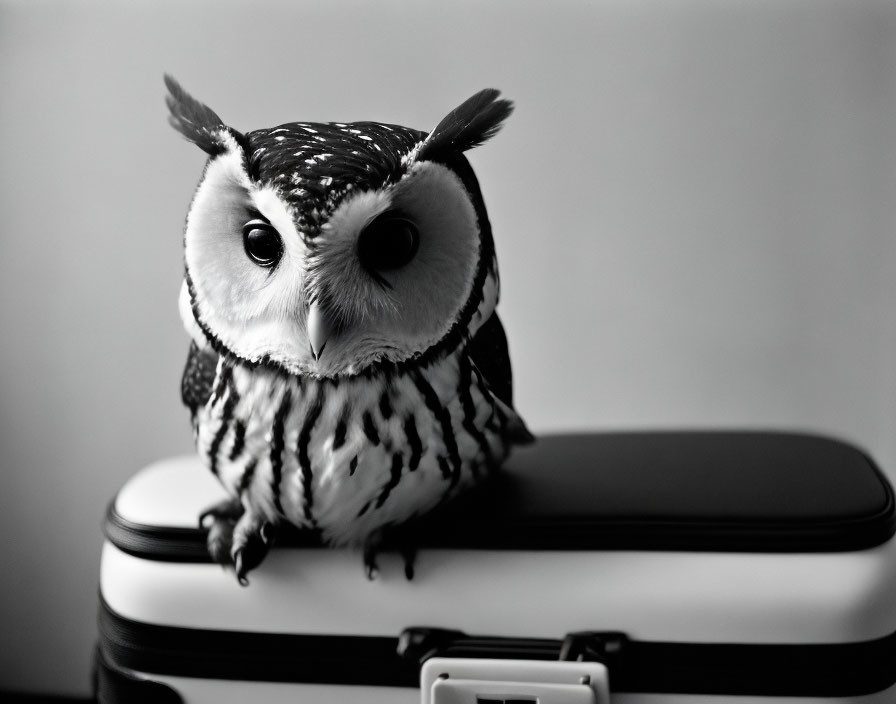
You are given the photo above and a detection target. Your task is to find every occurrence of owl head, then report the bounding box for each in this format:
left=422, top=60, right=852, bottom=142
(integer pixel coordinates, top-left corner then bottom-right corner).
left=167, top=76, right=513, bottom=378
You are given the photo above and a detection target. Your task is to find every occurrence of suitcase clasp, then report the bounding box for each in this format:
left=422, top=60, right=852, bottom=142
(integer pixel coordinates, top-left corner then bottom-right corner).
left=400, top=628, right=620, bottom=704
left=421, top=658, right=611, bottom=704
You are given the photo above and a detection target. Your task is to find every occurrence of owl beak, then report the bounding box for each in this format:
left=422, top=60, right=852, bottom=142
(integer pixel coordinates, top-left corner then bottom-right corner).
left=307, top=301, right=332, bottom=361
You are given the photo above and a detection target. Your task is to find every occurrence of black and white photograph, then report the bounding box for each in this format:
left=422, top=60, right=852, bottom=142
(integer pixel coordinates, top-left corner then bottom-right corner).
left=1, top=1, right=895, bottom=702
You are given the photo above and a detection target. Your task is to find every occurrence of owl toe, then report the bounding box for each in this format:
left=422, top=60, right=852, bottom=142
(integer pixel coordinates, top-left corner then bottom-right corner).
left=361, top=526, right=419, bottom=581
left=400, top=544, right=417, bottom=581
left=231, top=514, right=277, bottom=586
left=206, top=516, right=236, bottom=565
left=362, top=535, right=381, bottom=581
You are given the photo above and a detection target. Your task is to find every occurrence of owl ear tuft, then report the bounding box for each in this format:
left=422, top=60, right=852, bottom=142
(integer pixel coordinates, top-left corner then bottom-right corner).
left=416, top=89, right=514, bottom=162
left=164, top=74, right=240, bottom=156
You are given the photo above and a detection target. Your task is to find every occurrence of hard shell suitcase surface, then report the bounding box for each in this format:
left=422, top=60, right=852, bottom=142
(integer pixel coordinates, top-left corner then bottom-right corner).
left=96, top=431, right=896, bottom=703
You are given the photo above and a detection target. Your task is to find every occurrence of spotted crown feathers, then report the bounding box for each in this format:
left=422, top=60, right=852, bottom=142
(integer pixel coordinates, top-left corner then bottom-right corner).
left=164, top=74, right=514, bottom=196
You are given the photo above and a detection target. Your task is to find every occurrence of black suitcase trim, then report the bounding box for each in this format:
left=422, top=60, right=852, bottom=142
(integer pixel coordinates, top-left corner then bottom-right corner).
left=98, top=596, right=896, bottom=697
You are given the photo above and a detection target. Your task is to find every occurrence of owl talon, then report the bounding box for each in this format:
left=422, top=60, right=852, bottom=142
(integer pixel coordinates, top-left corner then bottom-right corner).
left=198, top=498, right=275, bottom=584
left=400, top=545, right=417, bottom=581
left=362, top=536, right=380, bottom=580
left=200, top=499, right=243, bottom=566
left=260, top=521, right=276, bottom=544
left=233, top=551, right=253, bottom=587
left=205, top=515, right=237, bottom=565
left=232, top=534, right=271, bottom=582
left=361, top=528, right=417, bottom=580
left=364, top=552, right=379, bottom=581
left=235, top=555, right=251, bottom=587
left=230, top=512, right=277, bottom=585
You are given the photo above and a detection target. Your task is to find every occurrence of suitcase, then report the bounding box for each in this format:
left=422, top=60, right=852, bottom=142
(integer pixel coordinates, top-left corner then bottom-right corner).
left=95, top=431, right=896, bottom=703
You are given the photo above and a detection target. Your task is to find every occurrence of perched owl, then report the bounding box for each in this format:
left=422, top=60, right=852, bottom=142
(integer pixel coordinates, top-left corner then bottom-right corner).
left=167, top=76, right=533, bottom=584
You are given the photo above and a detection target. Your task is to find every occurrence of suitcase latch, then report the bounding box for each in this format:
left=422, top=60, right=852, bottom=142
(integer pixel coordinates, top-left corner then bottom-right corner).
left=420, top=658, right=610, bottom=704
left=400, top=628, right=618, bottom=704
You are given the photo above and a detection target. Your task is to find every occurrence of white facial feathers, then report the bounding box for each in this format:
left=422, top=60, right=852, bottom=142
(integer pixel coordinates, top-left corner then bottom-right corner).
left=185, top=149, right=483, bottom=375
left=185, top=146, right=309, bottom=363
left=305, top=188, right=396, bottom=327
left=304, top=160, right=482, bottom=374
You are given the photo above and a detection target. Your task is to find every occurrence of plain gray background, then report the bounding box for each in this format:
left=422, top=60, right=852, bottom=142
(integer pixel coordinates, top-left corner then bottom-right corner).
left=1, top=0, right=894, bottom=697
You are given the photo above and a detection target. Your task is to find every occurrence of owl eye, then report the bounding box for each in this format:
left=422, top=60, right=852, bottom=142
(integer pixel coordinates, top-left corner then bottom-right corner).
left=357, top=213, right=420, bottom=272
left=242, top=219, right=283, bottom=268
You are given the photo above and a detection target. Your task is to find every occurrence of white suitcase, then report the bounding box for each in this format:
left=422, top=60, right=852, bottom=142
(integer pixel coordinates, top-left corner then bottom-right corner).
left=96, top=431, right=896, bottom=703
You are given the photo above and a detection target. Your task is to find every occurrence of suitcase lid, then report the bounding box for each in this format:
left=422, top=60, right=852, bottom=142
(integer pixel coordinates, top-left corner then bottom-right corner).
left=105, top=431, right=894, bottom=558
left=423, top=430, right=896, bottom=552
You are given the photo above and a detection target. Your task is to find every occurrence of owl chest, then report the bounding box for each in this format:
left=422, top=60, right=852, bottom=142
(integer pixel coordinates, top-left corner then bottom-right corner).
left=194, top=356, right=505, bottom=544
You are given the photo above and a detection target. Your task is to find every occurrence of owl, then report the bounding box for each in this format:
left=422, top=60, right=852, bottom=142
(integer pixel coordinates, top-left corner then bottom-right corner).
left=167, top=76, right=533, bottom=584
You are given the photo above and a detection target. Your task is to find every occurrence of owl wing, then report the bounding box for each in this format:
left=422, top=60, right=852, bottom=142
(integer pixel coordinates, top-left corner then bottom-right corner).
left=181, top=341, right=219, bottom=415
left=469, top=312, right=514, bottom=406
left=468, top=313, right=534, bottom=444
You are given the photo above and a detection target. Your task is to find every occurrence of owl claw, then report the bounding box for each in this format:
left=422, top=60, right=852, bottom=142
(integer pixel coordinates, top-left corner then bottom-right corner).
left=400, top=545, right=417, bottom=581
left=233, top=550, right=247, bottom=585
left=231, top=513, right=277, bottom=586
left=362, top=528, right=417, bottom=581
left=363, top=541, right=380, bottom=581
left=199, top=499, right=276, bottom=584
left=201, top=498, right=242, bottom=564
left=260, top=521, right=276, bottom=544
left=233, top=551, right=252, bottom=587
left=205, top=515, right=236, bottom=565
